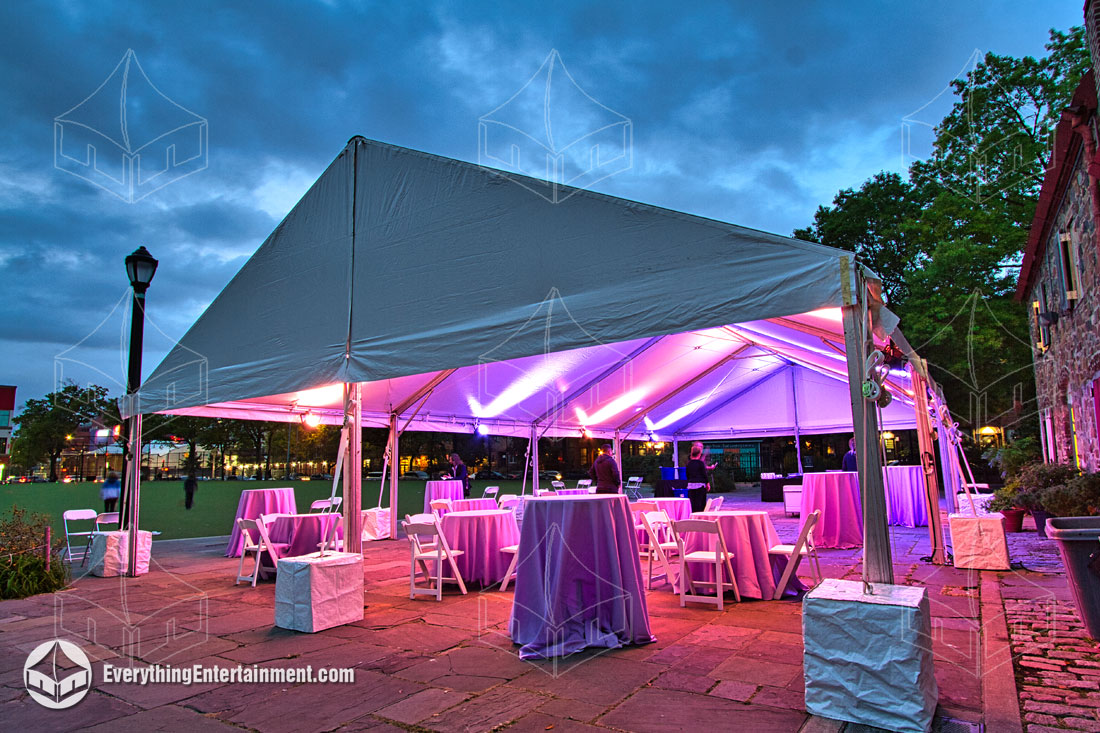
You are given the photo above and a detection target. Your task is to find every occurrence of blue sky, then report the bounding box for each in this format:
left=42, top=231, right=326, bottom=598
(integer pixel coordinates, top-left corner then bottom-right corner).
left=0, top=1, right=1084, bottom=409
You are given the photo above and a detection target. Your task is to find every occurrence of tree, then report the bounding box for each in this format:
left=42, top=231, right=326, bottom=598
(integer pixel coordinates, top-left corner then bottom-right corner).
left=792, top=172, right=926, bottom=305
left=197, top=419, right=236, bottom=480
left=12, top=384, right=111, bottom=481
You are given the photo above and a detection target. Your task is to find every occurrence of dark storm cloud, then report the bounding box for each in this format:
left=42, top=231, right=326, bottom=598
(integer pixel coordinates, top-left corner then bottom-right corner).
left=0, top=0, right=1082, bottom=406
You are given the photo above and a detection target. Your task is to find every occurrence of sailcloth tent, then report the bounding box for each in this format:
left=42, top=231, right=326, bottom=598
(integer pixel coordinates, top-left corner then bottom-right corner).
left=123, top=136, right=942, bottom=577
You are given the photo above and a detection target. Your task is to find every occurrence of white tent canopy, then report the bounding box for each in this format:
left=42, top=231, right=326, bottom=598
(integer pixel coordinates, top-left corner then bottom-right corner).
left=122, top=137, right=941, bottom=578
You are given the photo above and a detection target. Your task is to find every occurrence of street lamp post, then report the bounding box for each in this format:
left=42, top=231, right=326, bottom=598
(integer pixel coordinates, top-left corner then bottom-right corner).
left=119, top=246, right=157, bottom=578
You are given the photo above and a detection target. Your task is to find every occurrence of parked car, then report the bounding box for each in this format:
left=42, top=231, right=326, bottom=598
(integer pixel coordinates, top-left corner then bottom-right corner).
left=538, top=470, right=563, bottom=481
left=366, top=471, right=385, bottom=481
left=474, top=470, right=507, bottom=480
left=402, top=471, right=429, bottom=480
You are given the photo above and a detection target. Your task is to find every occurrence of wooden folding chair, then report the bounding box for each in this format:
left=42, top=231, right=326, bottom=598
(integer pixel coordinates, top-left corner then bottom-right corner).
left=499, top=543, right=520, bottom=591
left=62, top=509, right=97, bottom=565
left=235, top=518, right=289, bottom=586
left=640, top=511, right=679, bottom=591
left=429, top=499, right=452, bottom=518
left=768, top=509, right=823, bottom=599
left=672, top=518, right=741, bottom=610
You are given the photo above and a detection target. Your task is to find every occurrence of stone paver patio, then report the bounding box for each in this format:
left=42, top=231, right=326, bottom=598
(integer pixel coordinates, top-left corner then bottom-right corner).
left=1, top=492, right=1094, bottom=732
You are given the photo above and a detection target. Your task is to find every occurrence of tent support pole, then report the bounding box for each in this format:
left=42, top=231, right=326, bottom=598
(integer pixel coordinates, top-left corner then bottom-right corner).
left=672, top=437, right=679, bottom=466
left=911, top=366, right=947, bottom=565
left=530, top=424, right=540, bottom=495
left=343, top=383, right=363, bottom=554
left=842, top=296, right=893, bottom=585
left=126, top=413, right=142, bottom=577
left=613, top=431, right=622, bottom=493
left=791, top=366, right=804, bottom=473
left=388, top=413, right=399, bottom=540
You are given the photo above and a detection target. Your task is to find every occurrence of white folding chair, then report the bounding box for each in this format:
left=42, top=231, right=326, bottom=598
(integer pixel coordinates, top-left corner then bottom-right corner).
left=310, top=497, right=342, bottom=513
left=404, top=518, right=467, bottom=601
left=235, top=518, right=289, bottom=586
left=703, top=496, right=723, bottom=512
left=625, top=476, right=644, bottom=500
left=768, top=510, right=823, bottom=598
left=631, top=500, right=658, bottom=531
left=95, top=512, right=120, bottom=530
left=640, top=511, right=679, bottom=591
left=483, top=485, right=500, bottom=499
left=672, top=518, right=741, bottom=610
left=499, top=543, right=520, bottom=591
left=318, top=514, right=342, bottom=553
left=576, top=479, right=592, bottom=492
left=62, top=509, right=98, bottom=564
left=497, top=494, right=519, bottom=509
left=550, top=481, right=566, bottom=491
left=429, top=499, right=452, bottom=518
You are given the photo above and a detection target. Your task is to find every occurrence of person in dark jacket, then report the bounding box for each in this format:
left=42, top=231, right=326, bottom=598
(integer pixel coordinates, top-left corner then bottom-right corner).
left=588, top=444, right=621, bottom=494
left=448, top=453, right=470, bottom=497
left=184, top=475, right=198, bottom=510
left=841, top=437, right=858, bottom=472
left=684, top=442, right=714, bottom=512
left=100, top=472, right=120, bottom=513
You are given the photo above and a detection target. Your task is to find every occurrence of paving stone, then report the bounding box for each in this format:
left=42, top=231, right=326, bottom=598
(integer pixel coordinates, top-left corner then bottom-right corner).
left=366, top=622, right=472, bottom=654
left=430, top=674, right=507, bottom=693
left=0, top=689, right=140, bottom=732
left=374, top=686, right=468, bottom=725
left=710, top=656, right=801, bottom=687
left=537, top=696, right=606, bottom=722
left=82, top=703, right=240, bottom=731
left=651, top=669, right=714, bottom=693
left=599, top=687, right=807, bottom=732
left=217, top=626, right=347, bottom=663
left=428, top=686, right=544, bottom=733
left=709, top=679, right=758, bottom=702
left=508, top=654, right=662, bottom=707
left=750, top=684, right=805, bottom=710
left=502, top=712, right=607, bottom=731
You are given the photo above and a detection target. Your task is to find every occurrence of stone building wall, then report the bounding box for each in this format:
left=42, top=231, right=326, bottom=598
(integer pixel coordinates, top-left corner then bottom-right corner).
left=1026, top=145, right=1100, bottom=470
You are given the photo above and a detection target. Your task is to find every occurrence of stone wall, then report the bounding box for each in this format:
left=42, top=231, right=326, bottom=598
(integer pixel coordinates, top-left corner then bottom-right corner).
left=1025, top=146, right=1100, bottom=470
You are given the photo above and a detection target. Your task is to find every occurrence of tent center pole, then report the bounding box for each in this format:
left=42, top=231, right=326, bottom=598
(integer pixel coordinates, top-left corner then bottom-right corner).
left=388, top=414, right=399, bottom=540
left=343, top=383, right=363, bottom=554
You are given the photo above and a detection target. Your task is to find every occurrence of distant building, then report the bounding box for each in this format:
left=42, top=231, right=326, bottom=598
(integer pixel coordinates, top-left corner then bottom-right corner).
left=0, top=385, right=14, bottom=478
left=1017, top=47, right=1100, bottom=470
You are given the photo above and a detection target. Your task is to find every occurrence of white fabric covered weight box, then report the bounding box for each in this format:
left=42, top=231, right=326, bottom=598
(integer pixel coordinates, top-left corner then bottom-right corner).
left=948, top=512, right=1010, bottom=570
left=89, top=530, right=153, bottom=577
left=274, top=552, right=364, bottom=632
left=803, top=578, right=938, bottom=733
left=362, top=508, right=391, bottom=541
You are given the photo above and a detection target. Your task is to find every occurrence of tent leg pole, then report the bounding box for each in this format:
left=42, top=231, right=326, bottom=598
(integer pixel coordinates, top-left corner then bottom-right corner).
left=343, top=383, right=363, bottom=555
left=842, top=300, right=893, bottom=585
left=389, top=414, right=399, bottom=540
left=672, top=438, right=679, bottom=467
left=613, top=430, right=622, bottom=493
left=912, top=368, right=947, bottom=564
left=127, top=413, right=142, bottom=578
left=791, top=366, right=804, bottom=473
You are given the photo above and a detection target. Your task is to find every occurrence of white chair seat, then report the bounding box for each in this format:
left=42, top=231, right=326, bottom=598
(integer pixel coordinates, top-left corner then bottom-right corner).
left=414, top=548, right=464, bottom=560
left=683, top=550, right=727, bottom=563
left=768, top=543, right=809, bottom=555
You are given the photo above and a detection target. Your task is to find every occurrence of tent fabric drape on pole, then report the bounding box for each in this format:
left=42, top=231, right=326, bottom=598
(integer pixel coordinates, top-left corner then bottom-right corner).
left=343, top=383, right=363, bottom=554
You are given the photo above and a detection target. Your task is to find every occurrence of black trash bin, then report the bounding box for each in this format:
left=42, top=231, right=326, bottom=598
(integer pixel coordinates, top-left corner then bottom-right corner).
left=1047, top=517, right=1100, bottom=641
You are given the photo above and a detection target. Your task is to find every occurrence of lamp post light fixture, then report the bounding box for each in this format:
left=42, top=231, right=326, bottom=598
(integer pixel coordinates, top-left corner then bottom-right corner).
left=119, top=246, right=157, bottom=577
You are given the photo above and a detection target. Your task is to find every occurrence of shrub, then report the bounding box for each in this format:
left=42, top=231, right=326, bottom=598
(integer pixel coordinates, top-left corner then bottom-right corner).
left=0, top=505, right=69, bottom=599
left=1013, top=463, right=1080, bottom=512
left=984, top=436, right=1041, bottom=480
left=1041, top=473, right=1100, bottom=518
left=986, top=484, right=1023, bottom=513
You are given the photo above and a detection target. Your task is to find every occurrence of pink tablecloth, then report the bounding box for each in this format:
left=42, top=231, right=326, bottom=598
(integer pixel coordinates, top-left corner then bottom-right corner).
left=267, top=513, right=343, bottom=558
left=556, top=488, right=592, bottom=496
left=439, top=509, right=520, bottom=585
left=636, top=497, right=692, bottom=544
left=685, top=510, right=806, bottom=599
left=450, top=498, right=498, bottom=513
left=800, top=472, right=863, bottom=548
left=510, top=495, right=654, bottom=659
left=424, top=480, right=464, bottom=511
left=884, top=465, right=929, bottom=528
left=226, top=487, right=297, bottom=557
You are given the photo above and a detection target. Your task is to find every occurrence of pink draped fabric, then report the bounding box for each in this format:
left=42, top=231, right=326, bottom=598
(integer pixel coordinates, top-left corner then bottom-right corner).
left=684, top=510, right=805, bottom=599
left=884, top=465, right=928, bottom=528
left=424, top=480, right=464, bottom=511
left=439, top=509, right=520, bottom=585
left=556, top=488, right=592, bottom=495
left=510, top=495, right=654, bottom=659
left=225, top=487, right=297, bottom=557
left=267, top=513, right=343, bottom=558
left=800, top=472, right=863, bottom=548
left=451, top=498, right=498, bottom=512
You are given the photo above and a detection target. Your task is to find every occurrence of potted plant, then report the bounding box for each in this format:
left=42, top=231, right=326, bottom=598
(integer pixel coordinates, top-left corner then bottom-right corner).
left=986, top=482, right=1026, bottom=532
left=1014, top=463, right=1080, bottom=537
left=1045, top=472, right=1100, bottom=640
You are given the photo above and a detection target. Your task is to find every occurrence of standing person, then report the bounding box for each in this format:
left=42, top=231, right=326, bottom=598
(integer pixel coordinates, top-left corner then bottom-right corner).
left=183, top=475, right=198, bottom=510
left=841, top=437, right=858, bottom=472
left=684, top=442, right=715, bottom=513
left=448, top=453, right=470, bottom=498
left=100, top=471, right=120, bottom=513
left=589, top=444, right=621, bottom=494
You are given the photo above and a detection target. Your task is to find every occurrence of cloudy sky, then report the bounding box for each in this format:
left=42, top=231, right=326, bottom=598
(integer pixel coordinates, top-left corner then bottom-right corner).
left=0, top=1, right=1082, bottom=409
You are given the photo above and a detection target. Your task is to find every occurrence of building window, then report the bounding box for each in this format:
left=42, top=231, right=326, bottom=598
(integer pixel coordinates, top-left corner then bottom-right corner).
left=1041, top=409, right=1056, bottom=463
left=1058, top=232, right=1080, bottom=304
left=1032, top=300, right=1048, bottom=352
left=0, top=410, right=9, bottom=427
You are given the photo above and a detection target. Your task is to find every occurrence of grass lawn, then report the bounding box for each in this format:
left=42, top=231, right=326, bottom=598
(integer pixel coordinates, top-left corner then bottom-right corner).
left=1, top=479, right=540, bottom=543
